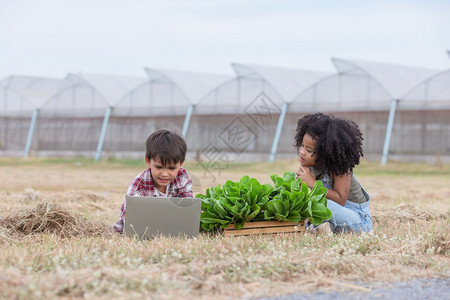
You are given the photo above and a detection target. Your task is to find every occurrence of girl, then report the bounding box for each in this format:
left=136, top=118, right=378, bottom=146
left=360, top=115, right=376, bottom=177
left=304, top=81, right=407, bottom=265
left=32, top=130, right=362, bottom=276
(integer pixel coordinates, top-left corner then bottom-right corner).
left=295, top=113, right=372, bottom=233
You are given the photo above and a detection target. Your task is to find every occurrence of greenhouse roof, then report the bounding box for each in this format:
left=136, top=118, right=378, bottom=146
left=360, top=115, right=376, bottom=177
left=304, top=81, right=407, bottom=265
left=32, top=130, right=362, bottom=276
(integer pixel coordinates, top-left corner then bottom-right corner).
left=144, top=68, right=232, bottom=104
left=401, top=68, right=450, bottom=109
left=332, top=58, right=439, bottom=99
left=0, top=75, right=64, bottom=109
left=70, top=73, right=147, bottom=106
left=232, top=63, right=331, bottom=102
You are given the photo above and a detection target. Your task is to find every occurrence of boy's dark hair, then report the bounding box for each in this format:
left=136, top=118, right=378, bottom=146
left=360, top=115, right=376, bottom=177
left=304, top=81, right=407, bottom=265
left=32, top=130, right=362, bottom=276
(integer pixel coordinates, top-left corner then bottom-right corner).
left=294, top=112, right=363, bottom=176
left=145, top=129, right=187, bottom=166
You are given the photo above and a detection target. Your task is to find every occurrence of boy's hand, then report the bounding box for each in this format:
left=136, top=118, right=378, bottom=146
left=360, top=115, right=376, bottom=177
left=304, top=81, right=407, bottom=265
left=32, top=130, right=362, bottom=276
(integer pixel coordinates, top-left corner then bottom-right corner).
left=296, top=166, right=316, bottom=189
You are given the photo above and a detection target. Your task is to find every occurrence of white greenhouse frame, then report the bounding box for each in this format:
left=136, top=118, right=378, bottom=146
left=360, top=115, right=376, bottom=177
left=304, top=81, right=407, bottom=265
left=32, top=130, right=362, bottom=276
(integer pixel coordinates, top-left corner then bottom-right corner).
left=34, top=73, right=146, bottom=159
left=100, top=68, right=232, bottom=159
left=0, top=76, right=64, bottom=156
left=1, top=55, right=449, bottom=164
left=288, top=58, right=441, bottom=164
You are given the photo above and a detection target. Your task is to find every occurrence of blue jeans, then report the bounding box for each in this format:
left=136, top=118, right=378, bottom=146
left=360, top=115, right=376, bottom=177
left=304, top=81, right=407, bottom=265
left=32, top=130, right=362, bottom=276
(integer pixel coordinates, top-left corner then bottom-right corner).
left=326, top=199, right=372, bottom=233
left=321, top=174, right=372, bottom=233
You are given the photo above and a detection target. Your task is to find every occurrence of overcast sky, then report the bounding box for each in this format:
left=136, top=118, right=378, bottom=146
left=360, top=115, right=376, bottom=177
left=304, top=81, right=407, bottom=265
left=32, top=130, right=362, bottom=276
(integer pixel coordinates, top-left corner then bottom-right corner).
left=1, top=0, right=449, bottom=80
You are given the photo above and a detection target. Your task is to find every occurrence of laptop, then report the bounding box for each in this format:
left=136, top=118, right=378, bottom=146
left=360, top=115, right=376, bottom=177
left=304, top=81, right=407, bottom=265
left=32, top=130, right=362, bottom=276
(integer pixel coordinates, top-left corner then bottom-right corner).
left=124, top=196, right=202, bottom=239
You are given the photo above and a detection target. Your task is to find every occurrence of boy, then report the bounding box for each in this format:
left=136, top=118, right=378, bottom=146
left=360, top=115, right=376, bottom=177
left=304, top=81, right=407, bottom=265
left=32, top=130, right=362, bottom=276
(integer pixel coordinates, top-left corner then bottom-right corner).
left=113, top=129, right=193, bottom=233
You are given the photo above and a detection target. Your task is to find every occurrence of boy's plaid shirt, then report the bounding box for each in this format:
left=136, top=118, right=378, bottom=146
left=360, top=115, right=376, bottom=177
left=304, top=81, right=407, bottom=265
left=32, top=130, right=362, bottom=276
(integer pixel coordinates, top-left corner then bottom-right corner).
left=113, top=167, right=193, bottom=233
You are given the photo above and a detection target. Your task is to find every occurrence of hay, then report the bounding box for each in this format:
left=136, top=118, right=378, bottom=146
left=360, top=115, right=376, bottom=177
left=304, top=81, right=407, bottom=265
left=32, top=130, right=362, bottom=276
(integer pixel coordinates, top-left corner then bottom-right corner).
left=0, top=202, right=111, bottom=238
left=372, top=203, right=449, bottom=224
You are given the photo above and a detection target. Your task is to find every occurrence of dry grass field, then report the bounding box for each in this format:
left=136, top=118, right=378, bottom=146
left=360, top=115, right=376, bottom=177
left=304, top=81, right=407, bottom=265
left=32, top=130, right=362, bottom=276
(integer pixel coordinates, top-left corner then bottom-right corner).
left=0, top=157, right=449, bottom=299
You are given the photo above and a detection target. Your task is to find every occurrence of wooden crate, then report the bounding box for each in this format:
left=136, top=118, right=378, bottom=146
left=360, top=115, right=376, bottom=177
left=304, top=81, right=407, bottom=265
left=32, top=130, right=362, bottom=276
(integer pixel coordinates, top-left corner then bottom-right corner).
left=223, top=221, right=305, bottom=236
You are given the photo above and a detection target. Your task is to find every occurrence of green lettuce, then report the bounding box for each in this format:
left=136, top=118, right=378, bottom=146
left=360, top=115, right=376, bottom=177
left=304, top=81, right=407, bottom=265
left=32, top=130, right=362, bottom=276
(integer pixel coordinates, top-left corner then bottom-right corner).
left=198, top=172, right=332, bottom=231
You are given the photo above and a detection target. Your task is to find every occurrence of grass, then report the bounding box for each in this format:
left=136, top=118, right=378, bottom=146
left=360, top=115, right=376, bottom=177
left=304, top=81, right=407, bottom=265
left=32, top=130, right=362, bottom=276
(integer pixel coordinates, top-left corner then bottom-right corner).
left=0, top=158, right=449, bottom=299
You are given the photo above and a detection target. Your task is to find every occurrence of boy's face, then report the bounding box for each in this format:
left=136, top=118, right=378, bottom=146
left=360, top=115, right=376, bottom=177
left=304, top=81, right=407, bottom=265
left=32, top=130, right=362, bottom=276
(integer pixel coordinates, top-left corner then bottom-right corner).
left=298, top=133, right=316, bottom=168
left=146, top=157, right=183, bottom=193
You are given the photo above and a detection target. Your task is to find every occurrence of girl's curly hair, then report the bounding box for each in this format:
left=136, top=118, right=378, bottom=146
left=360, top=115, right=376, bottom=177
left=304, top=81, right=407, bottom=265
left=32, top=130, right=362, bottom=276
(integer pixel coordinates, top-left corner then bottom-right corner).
left=294, top=113, right=364, bottom=175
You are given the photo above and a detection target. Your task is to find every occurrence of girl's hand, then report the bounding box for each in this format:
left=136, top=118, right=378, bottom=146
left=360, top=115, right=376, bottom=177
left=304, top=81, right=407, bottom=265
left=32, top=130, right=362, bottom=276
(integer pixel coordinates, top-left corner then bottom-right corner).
left=296, top=166, right=315, bottom=188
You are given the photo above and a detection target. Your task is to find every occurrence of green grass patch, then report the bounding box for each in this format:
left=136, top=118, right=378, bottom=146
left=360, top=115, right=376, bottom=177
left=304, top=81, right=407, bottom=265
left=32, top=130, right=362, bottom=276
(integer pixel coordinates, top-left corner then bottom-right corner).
left=1, top=157, right=449, bottom=176
left=354, top=160, right=450, bottom=176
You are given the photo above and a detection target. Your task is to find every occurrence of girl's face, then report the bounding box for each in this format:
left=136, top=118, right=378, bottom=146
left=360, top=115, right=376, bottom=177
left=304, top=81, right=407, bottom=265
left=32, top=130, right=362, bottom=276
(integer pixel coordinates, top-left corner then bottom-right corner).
left=298, top=133, right=316, bottom=167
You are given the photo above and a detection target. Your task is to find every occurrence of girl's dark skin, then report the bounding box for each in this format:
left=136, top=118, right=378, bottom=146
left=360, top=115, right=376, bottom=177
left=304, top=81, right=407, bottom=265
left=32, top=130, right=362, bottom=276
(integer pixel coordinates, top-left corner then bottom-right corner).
left=294, top=113, right=363, bottom=207
left=296, top=133, right=351, bottom=206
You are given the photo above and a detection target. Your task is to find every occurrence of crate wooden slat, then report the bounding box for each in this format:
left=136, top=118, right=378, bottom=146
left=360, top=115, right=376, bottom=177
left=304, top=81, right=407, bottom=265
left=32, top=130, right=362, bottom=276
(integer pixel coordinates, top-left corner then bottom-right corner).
left=224, top=221, right=305, bottom=236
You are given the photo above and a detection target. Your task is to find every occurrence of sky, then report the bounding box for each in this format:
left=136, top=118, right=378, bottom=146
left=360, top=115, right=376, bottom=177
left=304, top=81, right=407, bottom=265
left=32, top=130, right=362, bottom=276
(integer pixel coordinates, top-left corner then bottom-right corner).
left=1, top=0, right=450, bottom=80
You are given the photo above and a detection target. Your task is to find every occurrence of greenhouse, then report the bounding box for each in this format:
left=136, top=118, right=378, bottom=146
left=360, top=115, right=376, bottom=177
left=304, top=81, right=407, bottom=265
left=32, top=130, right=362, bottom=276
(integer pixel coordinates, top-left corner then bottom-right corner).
left=0, top=76, right=64, bottom=155
left=186, top=63, right=330, bottom=163
left=34, top=73, right=147, bottom=158
left=395, top=68, right=450, bottom=162
left=280, top=58, right=444, bottom=163
left=101, top=68, right=232, bottom=159
left=0, top=58, right=449, bottom=164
